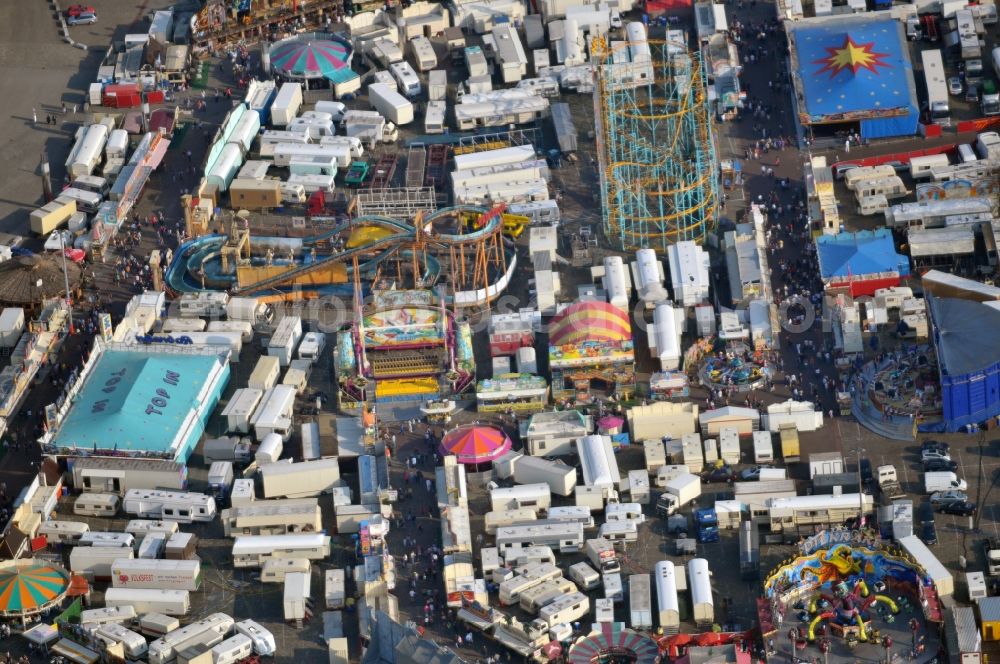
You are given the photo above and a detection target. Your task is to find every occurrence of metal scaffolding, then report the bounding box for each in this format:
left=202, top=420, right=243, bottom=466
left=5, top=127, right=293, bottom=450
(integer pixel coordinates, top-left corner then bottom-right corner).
left=354, top=187, right=438, bottom=218
left=593, top=36, right=720, bottom=251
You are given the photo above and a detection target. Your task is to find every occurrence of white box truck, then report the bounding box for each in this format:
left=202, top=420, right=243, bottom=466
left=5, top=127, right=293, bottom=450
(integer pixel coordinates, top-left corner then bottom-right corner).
left=655, top=472, right=702, bottom=517
left=272, top=82, right=303, bottom=127
left=368, top=83, right=414, bottom=125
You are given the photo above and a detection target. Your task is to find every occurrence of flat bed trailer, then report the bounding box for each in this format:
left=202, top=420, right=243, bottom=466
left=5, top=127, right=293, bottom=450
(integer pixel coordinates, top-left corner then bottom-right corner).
left=424, top=144, right=450, bottom=189
left=365, top=154, right=398, bottom=189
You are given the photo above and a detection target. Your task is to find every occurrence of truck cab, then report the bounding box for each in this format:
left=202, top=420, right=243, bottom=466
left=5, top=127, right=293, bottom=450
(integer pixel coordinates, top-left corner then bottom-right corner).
left=655, top=493, right=679, bottom=518
left=585, top=538, right=621, bottom=574
left=981, top=80, right=1000, bottom=116
left=877, top=464, right=905, bottom=501
left=694, top=507, right=719, bottom=543
left=985, top=537, right=1000, bottom=575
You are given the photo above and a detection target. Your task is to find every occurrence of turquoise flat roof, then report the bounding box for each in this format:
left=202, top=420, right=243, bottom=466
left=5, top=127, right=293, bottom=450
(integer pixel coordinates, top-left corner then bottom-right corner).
left=52, top=348, right=228, bottom=459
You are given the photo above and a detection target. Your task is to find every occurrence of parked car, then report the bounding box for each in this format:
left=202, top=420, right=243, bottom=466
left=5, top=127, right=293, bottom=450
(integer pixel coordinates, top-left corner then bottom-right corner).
left=739, top=465, right=772, bottom=481
left=860, top=458, right=873, bottom=486
left=65, top=4, right=95, bottom=16
left=67, top=12, right=97, bottom=25
left=923, top=458, right=959, bottom=472
left=921, top=449, right=952, bottom=463
left=917, top=501, right=935, bottom=525
left=966, top=84, right=980, bottom=103
left=938, top=501, right=976, bottom=516
left=929, top=490, right=968, bottom=506
left=949, top=77, right=963, bottom=95
left=921, top=520, right=938, bottom=545
left=921, top=440, right=950, bottom=453
left=701, top=466, right=735, bottom=484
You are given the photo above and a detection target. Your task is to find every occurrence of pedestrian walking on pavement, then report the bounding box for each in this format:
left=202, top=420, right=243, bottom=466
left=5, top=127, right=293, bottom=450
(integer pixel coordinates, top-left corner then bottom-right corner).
left=32, top=108, right=37, bottom=125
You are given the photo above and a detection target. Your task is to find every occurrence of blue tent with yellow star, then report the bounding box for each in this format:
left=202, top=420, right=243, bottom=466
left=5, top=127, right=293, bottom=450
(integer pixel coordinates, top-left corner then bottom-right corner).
left=788, top=15, right=919, bottom=139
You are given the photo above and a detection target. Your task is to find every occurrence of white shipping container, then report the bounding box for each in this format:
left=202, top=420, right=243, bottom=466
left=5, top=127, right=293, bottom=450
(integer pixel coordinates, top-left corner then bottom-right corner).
left=260, top=458, right=340, bottom=498
left=512, top=456, right=576, bottom=496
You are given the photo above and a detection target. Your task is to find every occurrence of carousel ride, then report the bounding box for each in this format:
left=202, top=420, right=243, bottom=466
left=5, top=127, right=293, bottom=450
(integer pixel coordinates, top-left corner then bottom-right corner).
left=696, top=341, right=772, bottom=392
left=866, top=344, right=941, bottom=420
left=762, top=533, right=940, bottom=662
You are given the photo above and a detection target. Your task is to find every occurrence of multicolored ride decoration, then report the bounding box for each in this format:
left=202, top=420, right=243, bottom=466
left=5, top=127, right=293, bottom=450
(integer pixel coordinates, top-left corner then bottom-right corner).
left=763, top=535, right=935, bottom=650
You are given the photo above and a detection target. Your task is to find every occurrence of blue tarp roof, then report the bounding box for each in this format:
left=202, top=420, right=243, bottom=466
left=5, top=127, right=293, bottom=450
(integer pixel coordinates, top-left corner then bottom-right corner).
left=816, top=229, right=910, bottom=279
left=790, top=16, right=916, bottom=123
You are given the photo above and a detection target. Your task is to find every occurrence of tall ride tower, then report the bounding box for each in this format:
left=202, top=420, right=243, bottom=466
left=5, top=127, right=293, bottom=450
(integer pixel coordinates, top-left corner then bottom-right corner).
left=593, top=30, right=720, bottom=251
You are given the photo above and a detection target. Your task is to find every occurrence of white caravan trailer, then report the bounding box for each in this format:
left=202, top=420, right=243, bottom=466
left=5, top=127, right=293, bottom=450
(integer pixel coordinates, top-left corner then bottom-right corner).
left=222, top=499, right=322, bottom=536
left=73, top=493, right=120, bottom=517
left=485, top=508, right=538, bottom=534
left=494, top=522, right=585, bottom=553
left=147, top=613, right=235, bottom=664
left=78, top=532, right=135, bottom=548
left=234, top=619, right=276, bottom=656
left=138, top=613, right=180, bottom=638
left=490, top=484, right=552, bottom=512
left=211, top=634, right=254, bottom=664
left=231, top=533, right=332, bottom=568
left=123, top=489, right=217, bottom=523
left=37, top=521, right=90, bottom=544
left=124, top=520, right=180, bottom=538
left=261, top=557, right=312, bottom=583
left=497, top=563, right=563, bottom=605
left=94, top=623, right=148, bottom=659
left=80, top=606, right=137, bottom=634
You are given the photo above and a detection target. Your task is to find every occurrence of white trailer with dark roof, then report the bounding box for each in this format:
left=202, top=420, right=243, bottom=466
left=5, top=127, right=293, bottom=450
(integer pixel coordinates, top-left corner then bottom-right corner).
left=654, top=561, right=680, bottom=634
left=688, top=558, right=714, bottom=627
